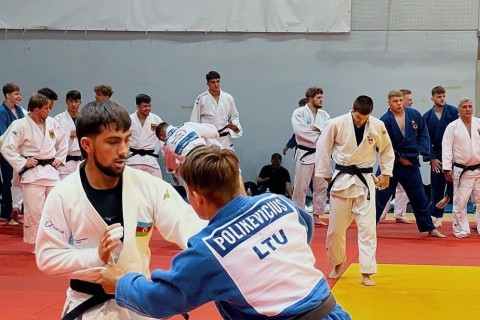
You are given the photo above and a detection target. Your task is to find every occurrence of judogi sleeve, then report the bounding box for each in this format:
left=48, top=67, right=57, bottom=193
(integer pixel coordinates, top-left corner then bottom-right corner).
left=0, top=122, right=28, bottom=172
left=315, top=121, right=335, bottom=179
left=441, top=122, right=455, bottom=171
left=190, top=96, right=202, bottom=123
left=226, top=95, right=243, bottom=139
left=291, top=109, right=318, bottom=145
left=153, top=184, right=207, bottom=248
left=417, top=114, right=431, bottom=160
left=36, top=190, right=105, bottom=276
left=54, top=122, right=69, bottom=164
left=115, top=247, right=218, bottom=318
left=376, top=122, right=394, bottom=176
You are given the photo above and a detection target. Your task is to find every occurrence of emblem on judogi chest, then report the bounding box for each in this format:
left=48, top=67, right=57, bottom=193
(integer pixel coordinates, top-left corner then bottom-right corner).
left=163, top=189, right=170, bottom=200
left=411, top=121, right=418, bottom=130
left=367, top=136, right=374, bottom=144
left=49, top=130, right=55, bottom=139
left=151, top=123, right=157, bottom=132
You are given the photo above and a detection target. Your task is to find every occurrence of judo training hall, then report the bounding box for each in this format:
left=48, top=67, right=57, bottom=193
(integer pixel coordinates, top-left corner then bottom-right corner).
left=1, top=0, right=480, bottom=319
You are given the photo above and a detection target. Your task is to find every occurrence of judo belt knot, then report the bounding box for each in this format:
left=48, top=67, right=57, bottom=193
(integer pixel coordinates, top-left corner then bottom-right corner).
left=296, top=145, right=316, bottom=161
left=62, top=280, right=115, bottom=320
left=454, top=162, right=480, bottom=187
left=218, top=125, right=230, bottom=137
left=129, top=148, right=159, bottom=158
left=328, top=164, right=373, bottom=200
left=18, top=158, right=55, bottom=175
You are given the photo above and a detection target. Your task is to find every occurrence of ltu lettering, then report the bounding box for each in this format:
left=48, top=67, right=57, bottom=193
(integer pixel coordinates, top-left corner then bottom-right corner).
left=253, top=229, right=288, bottom=260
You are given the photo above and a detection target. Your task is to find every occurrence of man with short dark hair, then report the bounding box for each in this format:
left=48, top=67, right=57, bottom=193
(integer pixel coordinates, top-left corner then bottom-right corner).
left=257, top=153, right=292, bottom=198
left=423, top=86, right=458, bottom=227
left=316, top=95, right=394, bottom=286
left=35, top=100, right=206, bottom=320
left=37, top=87, right=58, bottom=110
left=126, top=94, right=163, bottom=178
left=54, top=90, right=82, bottom=179
left=190, top=71, right=242, bottom=150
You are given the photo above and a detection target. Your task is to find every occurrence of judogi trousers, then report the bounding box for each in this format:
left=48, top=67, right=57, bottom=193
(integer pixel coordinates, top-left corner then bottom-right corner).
left=327, top=190, right=377, bottom=275
left=292, top=162, right=327, bottom=216
left=380, top=184, right=408, bottom=219
left=452, top=168, right=480, bottom=237
left=430, top=167, right=453, bottom=218
left=22, top=184, right=53, bottom=244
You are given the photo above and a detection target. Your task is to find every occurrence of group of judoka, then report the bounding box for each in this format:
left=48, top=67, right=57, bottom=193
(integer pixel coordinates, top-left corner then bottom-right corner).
left=1, top=71, right=478, bottom=319
left=0, top=72, right=354, bottom=319
left=290, top=85, right=480, bottom=286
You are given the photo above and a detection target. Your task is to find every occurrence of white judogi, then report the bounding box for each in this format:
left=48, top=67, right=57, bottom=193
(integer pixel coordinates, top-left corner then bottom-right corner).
left=54, top=111, right=81, bottom=179
left=291, top=105, right=330, bottom=217
left=127, top=112, right=163, bottom=178
left=35, top=165, right=207, bottom=320
left=442, top=117, right=480, bottom=237
left=190, top=90, right=242, bottom=150
left=163, top=122, right=220, bottom=174
left=1, top=115, right=67, bottom=243
left=316, top=113, right=394, bottom=274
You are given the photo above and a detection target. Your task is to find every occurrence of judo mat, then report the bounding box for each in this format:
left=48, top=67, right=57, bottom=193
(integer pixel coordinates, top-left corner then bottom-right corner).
left=1, top=214, right=479, bottom=319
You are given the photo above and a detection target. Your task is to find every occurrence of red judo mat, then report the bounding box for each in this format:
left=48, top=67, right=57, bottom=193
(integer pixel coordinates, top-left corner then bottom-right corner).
left=1, top=218, right=479, bottom=319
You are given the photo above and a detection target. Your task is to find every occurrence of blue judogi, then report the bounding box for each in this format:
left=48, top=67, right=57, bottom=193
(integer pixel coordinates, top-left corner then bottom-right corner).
left=423, top=104, right=458, bottom=218
left=375, top=108, right=435, bottom=232
left=115, top=194, right=350, bottom=320
left=0, top=103, right=25, bottom=219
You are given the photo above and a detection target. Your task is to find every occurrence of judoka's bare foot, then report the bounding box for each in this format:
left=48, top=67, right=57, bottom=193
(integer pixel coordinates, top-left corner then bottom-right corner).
left=428, top=229, right=447, bottom=238
left=329, top=264, right=343, bottom=279
left=433, top=217, right=443, bottom=228
left=436, top=195, right=450, bottom=209
left=395, top=218, right=413, bottom=224
left=470, top=225, right=479, bottom=233
left=454, top=233, right=470, bottom=239
left=361, top=274, right=376, bottom=286
left=314, top=215, right=328, bottom=226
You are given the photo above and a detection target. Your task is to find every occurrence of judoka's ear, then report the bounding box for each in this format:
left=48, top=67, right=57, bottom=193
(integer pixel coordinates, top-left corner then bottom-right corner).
left=80, top=137, right=93, bottom=155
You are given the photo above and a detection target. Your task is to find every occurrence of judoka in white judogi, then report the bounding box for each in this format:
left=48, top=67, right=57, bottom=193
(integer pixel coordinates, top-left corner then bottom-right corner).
left=442, top=98, right=480, bottom=238
left=1, top=114, right=67, bottom=243
left=36, top=165, right=207, bottom=320
left=54, top=111, right=82, bottom=179
left=127, top=112, right=163, bottom=178
left=190, top=90, right=242, bottom=150
left=316, top=99, right=394, bottom=285
left=291, top=94, right=330, bottom=223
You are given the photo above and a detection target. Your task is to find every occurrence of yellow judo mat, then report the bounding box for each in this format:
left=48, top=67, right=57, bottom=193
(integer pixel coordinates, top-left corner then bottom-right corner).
left=332, top=263, right=480, bottom=319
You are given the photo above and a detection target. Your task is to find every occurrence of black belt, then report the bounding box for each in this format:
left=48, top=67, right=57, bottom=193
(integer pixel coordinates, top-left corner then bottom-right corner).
left=66, top=155, right=82, bottom=162
left=327, top=164, right=374, bottom=200
left=18, top=158, right=54, bottom=175
left=129, top=148, right=159, bottom=158
left=296, top=293, right=336, bottom=320
left=296, top=145, right=316, bottom=161
left=454, top=162, right=480, bottom=186
left=62, top=280, right=115, bottom=320
left=218, top=125, right=230, bottom=137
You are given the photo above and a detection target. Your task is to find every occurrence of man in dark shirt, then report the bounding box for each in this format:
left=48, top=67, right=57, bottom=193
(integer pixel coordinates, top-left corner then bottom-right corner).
left=257, top=153, right=292, bottom=197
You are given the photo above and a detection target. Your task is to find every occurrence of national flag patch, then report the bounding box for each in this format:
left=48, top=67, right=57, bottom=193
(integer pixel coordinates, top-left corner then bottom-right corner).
left=136, top=221, right=153, bottom=237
